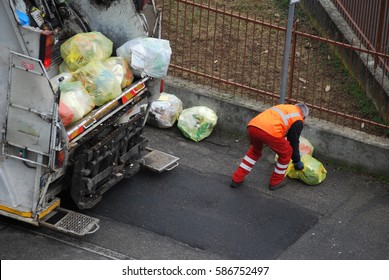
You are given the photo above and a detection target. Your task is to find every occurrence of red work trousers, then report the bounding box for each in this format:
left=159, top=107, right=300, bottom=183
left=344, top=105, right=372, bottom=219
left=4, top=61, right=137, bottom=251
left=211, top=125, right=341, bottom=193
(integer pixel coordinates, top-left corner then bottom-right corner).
left=232, top=126, right=292, bottom=186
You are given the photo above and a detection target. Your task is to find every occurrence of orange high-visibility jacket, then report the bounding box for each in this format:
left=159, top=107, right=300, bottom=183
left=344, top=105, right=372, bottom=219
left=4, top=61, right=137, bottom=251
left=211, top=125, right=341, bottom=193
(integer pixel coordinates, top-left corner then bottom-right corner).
left=248, top=104, right=304, bottom=138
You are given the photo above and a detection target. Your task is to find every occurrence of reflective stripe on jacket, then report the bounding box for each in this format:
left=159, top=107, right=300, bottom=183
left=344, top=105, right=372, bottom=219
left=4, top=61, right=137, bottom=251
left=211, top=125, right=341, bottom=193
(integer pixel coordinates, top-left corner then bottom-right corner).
left=248, top=104, right=303, bottom=138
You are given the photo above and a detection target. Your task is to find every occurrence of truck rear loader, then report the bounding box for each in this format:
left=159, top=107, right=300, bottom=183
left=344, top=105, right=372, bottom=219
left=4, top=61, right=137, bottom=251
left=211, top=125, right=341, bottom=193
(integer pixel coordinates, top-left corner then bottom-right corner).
left=0, top=0, right=178, bottom=236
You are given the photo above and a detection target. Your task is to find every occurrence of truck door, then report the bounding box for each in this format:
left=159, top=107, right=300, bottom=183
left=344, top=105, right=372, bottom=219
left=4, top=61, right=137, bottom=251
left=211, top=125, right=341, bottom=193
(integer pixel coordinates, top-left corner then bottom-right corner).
left=4, top=51, right=59, bottom=169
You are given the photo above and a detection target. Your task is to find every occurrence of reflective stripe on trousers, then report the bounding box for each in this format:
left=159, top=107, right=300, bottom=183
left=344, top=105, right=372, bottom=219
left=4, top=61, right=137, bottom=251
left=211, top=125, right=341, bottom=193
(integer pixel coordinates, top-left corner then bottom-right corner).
left=274, top=162, right=289, bottom=175
left=232, top=126, right=292, bottom=186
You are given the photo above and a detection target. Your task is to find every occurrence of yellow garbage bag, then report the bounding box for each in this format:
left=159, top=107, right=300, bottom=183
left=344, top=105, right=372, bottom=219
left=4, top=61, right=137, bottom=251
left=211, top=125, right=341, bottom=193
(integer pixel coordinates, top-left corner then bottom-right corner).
left=73, top=60, right=122, bottom=106
left=177, top=106, right=218, bottom=142
left=103, top=57, right=134, bottom=89
left=286, top=154, right=327, bottom=185
left=60, top=32, right=113, bottom=72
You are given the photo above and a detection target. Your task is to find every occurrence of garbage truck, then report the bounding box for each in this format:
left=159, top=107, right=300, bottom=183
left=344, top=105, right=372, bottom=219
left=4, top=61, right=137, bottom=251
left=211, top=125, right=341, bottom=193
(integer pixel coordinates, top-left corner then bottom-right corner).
left=0, top=0, right=178, bottom=236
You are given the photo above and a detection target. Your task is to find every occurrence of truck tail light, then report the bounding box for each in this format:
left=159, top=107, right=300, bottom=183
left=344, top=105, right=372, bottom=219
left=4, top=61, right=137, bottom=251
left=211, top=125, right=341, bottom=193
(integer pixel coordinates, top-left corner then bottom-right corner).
left=56, top=150, right=65, bottom=168
left=39, top=30, right=53, bottom=69
left=133, top=0, right=148, bottom=12
left=160, top=79, right=164, bottom=93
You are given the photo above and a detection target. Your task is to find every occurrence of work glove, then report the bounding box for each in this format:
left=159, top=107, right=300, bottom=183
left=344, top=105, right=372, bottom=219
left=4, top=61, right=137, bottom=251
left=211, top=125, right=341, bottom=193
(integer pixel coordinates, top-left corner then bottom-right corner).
left=294, top=160, right=304, bottom=170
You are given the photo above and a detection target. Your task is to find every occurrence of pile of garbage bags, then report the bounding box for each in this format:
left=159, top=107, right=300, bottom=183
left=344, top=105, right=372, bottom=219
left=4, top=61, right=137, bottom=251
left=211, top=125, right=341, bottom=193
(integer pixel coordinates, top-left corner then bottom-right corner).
left=285, top=136, right=327, bottom=185
left=52, top=31, right=171, bottom=127
left=147, top=93, right=218, bottom=142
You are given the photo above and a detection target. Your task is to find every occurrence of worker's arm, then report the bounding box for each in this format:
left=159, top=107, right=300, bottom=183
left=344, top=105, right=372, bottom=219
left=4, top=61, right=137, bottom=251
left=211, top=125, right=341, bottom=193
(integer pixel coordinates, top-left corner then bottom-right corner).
left=287, top=120, right=304, bottom=166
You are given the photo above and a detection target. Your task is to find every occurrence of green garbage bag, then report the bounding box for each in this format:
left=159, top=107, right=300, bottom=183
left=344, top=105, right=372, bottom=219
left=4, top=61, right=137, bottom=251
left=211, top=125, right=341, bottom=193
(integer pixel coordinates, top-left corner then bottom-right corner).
left=177, top=106, right=218, bottom=142
left=286, top=154, right=327, bottom=185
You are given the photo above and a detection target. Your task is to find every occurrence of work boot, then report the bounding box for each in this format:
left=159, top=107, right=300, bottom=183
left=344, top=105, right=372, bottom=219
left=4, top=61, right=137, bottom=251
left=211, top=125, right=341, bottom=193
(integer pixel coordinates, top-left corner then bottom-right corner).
left=268, top=179, right=288, bottom=191
left=230, top=180, right=242, bottom=188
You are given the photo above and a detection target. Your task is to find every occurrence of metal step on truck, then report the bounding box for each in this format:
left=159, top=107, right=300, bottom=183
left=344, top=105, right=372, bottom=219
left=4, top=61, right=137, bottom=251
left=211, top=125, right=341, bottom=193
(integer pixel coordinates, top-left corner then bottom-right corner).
left=0, top=0, right=179, bottom=236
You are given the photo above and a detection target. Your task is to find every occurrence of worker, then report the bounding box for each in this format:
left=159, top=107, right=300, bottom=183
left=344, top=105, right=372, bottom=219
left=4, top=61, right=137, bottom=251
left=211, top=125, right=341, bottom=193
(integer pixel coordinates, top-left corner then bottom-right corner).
left=231, top=103, right=309, bottom=191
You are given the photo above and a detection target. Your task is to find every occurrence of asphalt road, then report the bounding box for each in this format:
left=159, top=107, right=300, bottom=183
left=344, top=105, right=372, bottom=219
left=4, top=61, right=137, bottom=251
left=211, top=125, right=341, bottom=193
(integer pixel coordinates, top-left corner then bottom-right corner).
left=1, top=124, right=389, bottom=260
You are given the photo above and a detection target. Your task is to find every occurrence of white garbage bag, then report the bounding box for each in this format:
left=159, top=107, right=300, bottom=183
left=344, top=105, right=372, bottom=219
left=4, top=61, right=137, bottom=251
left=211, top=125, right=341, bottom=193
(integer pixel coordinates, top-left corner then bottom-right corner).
left=117, top=37, right=172, bottom=78
left=148, top=92, right=183, bottom=128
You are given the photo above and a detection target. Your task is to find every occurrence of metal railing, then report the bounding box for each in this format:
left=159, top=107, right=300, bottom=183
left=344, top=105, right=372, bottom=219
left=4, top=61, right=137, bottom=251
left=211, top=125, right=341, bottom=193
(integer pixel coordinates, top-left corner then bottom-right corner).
left=161, top=0, right=389, bottom=137
left=331, top=0, right=389, bottom=57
